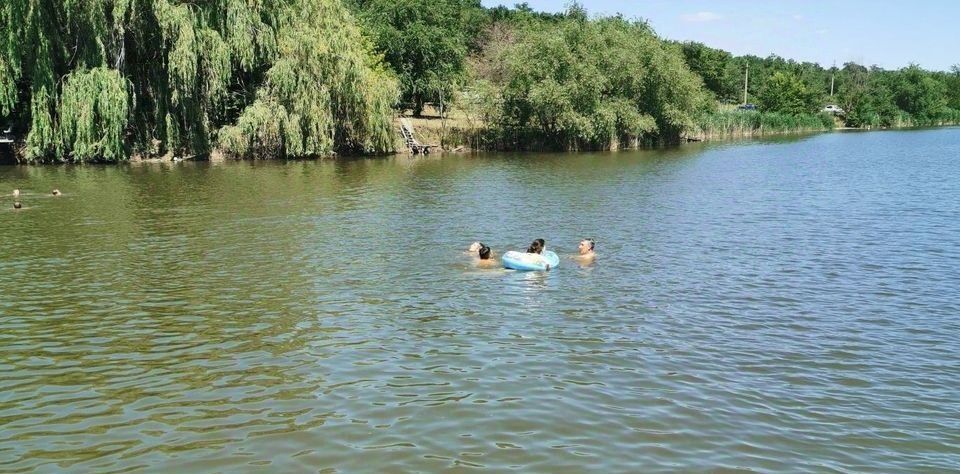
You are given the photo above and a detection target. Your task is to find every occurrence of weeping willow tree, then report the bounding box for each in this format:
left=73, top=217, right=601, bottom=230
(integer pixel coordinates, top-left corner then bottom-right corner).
left=0, top=0, right=398, bottom=162
left=57, top=67, right=130, bottom=161
left=217, top=0, right=398, bottom=158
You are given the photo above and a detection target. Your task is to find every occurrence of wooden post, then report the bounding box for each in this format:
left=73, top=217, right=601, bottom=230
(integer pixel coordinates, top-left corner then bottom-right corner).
left=439, top=88, right=446, bottom=150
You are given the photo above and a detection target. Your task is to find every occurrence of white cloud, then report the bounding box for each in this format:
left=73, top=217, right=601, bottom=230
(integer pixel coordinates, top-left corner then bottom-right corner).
left=792, top=14, right=805, bottom=21
left=681, top=11, right=723, bottom=23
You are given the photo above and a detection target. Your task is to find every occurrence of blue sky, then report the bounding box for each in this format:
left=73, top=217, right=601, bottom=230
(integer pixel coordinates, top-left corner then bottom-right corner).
left=481, top=1, right=960, bottom=71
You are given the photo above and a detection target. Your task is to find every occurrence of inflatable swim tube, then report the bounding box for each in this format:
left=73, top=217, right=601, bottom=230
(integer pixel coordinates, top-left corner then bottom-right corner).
left=502, top=250, right=560, bottom=271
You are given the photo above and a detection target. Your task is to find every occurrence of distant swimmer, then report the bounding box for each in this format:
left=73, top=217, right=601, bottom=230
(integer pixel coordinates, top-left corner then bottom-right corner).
left=576, top=238, right=596, bottom=262
left=12, top=188, right=20, bottom=198
left=13, top=201, right=21, bottom=209
left=52, top=189, right=61, bottom=196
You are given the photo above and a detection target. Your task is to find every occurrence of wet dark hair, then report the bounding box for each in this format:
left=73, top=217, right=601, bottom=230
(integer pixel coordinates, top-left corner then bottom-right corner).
left=478, top=244, right=491, bottom=260
left=13, top=201, right=21, bottom=209
left=584, top=239, right=595, bottom=251
left=527, top=239, right=544, bottom=254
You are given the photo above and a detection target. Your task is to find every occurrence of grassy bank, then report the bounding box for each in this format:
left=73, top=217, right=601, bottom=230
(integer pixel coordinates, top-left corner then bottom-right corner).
left=395, top=106, right=839, bottom=153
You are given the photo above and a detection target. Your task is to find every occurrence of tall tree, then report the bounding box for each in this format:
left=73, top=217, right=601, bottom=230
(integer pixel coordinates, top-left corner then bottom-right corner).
left=472, top=10, right=708, bottom=149
left=758, top=71, right=815, bottom=115
left=948, top=65, right=960, bottom=110
left=679, top=42, right=732, bottom=100
left=0, top=0, right=398, bottom=162
left=351, top=0, right=485, bottom=116
left=891, top=65, right=948, bottom=123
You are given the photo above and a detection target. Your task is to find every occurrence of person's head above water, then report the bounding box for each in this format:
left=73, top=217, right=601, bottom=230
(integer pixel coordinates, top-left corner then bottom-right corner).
left=578, top=238, right=595, bottom=255
left=527, top=238, right=545, bottom=254
left=478, top=244, right=491, bottom=260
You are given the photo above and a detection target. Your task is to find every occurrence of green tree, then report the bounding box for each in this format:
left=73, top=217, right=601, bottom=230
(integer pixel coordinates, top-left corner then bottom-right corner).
left=758, top=71, right=815, bottom=115
left=679, top=42, right=732, bottom=100
left=474, top=10, right=708, bottom=149
left=1, top=0, right=398, bottom=162
left=892, top=65, right=947, bottom=124
left=947, top=65, right=960, bottom=110
left=835, top=63, right=874, bottom=126
left=351, top=0, right=485, bottom=116
left=720, top=56, right=765, bottom=104
left=863, top=70, right=903, bottom=127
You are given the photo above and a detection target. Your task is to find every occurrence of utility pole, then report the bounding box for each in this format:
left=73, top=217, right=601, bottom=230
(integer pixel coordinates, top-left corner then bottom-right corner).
left=743, top=63, right=749, bottom=104
left=830, top=61, right=835, bottom=97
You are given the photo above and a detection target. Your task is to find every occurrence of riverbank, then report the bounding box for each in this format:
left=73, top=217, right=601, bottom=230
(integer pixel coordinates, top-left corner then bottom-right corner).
left=2, top=110, right=955, bottom=164
left=392, top=107, right=836, bottom=154
left=392, top=107, right=956, bottom=154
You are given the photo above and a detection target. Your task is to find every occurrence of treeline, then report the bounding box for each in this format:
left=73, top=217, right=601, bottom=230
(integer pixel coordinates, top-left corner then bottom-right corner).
left=1, top=1, right=957, bottom=162
left=678, top=42, right=960, bottom=127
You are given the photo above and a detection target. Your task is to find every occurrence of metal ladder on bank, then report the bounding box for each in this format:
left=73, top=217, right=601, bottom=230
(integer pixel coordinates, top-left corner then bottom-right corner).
left=399, top=118, right=429, bottom=154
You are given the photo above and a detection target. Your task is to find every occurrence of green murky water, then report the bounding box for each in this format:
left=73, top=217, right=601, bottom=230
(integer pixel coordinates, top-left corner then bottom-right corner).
left=1, top=128, right=959, bottom=472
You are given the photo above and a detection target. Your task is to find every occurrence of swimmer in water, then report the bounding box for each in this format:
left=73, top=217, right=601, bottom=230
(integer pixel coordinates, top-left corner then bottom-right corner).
left=52, top=189, right=61, bottom=196
left=575, top=238, right=596, bottom=263
left=475, top=243, right=498, bottom=268
left=527, top=238, right=545, bottom=254
left=12, top=188, right=20, bottom=198
left=521, top=238, right=549, bottom=267
left=13, top=201, right=22, bottom=209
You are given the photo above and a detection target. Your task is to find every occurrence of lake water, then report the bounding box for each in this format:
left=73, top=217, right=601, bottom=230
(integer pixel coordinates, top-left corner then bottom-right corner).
left=1, top=128, right=959, bottom=472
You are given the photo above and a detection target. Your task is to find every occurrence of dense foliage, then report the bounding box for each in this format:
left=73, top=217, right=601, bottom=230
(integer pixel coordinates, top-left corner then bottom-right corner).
left=1, top=0, right=397, bottom=162
left=460, top=11, right=709, bottom=150
left=758, top=71, right=817, bottom=116
left=349, top=0, right=485, bottom=116
left=1, top=1, right=957, bottom=161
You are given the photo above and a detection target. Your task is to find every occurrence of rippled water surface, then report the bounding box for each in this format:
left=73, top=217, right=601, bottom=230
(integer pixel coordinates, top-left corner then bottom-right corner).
left=1, top=128, right=959, bottom=472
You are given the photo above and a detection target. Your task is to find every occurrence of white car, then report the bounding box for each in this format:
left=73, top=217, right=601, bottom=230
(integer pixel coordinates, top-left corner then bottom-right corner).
left=822, top=104, right=844, bottom=114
